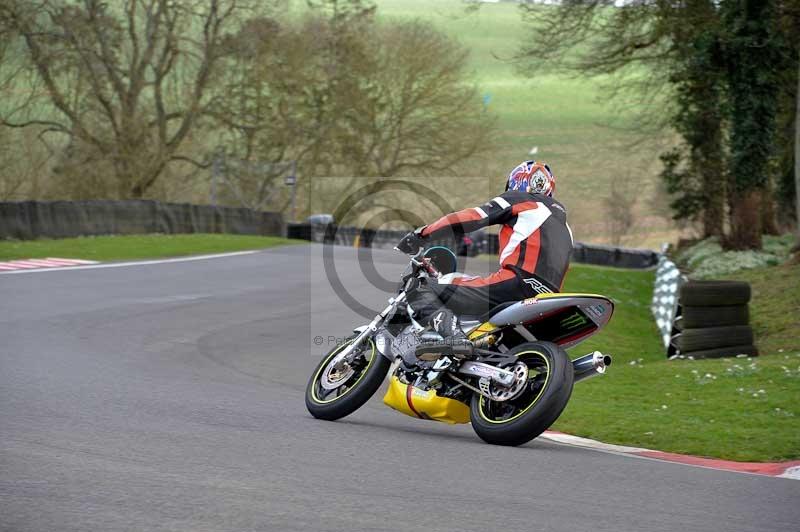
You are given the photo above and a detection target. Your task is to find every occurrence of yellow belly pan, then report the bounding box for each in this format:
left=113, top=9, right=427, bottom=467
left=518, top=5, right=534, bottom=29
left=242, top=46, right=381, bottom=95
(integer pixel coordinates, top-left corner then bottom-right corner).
left=382, top=375, right=470, bottom=424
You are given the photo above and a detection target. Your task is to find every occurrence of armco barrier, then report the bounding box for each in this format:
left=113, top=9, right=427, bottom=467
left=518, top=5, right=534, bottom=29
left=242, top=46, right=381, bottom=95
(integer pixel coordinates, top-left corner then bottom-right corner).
left=0, top=200, right=284, bottom=240
left=286, top=222, right=311, bottom=241
left=290, top=223, right=658, bottom=269
left=571, top=242, right=658, bottom=269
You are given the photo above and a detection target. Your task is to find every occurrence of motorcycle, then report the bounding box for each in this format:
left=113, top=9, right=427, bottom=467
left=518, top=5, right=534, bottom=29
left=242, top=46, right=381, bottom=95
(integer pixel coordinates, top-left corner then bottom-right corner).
left=305, top=246, right=614, bottom=446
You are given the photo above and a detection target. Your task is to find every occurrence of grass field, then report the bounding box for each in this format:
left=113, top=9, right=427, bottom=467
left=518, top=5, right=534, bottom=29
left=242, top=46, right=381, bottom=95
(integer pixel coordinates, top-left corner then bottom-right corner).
left=0, top=234, right=299, bottom=262
left=373, top=0, right=673, bottom=247
left=722, top=261, right=800, bottom=357
left=556, top=262, right=799, bottom=462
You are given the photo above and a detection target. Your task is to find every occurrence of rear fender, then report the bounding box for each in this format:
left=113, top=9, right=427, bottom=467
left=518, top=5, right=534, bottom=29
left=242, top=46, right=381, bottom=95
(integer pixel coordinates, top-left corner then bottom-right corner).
left=488, top=293, right=614, bottom=349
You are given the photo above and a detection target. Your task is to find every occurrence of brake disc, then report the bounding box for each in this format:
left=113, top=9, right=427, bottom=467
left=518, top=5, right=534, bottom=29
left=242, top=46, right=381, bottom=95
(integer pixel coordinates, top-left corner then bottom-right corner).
left=319, top=357, right=356, bottom=390
left=485, top=361, right=528, bottom=402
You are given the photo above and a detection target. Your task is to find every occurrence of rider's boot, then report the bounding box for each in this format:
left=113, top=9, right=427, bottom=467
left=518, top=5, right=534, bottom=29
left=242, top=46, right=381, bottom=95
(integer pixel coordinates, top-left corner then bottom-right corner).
left=415, top=309, right=473, bottom=360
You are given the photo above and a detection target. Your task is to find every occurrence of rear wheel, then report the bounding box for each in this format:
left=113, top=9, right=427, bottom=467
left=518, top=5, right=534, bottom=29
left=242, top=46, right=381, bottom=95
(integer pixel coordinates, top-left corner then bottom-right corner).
left=305, top=336, right=391, bottom=421
left=470, top=342, right=573, bottom=446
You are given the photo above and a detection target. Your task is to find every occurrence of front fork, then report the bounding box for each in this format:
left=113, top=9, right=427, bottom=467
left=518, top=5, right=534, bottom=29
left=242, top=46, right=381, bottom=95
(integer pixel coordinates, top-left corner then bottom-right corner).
left=330, top=291, right=407, bottom=366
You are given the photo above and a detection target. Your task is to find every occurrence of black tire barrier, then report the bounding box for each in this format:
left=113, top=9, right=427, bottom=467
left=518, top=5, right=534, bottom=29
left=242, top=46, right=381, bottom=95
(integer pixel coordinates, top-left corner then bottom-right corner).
left=0, top=200, right=284, bottom=240
left=675, top=325, right=754, bottom=353
left=679, top=280, right=751, bottom=306
left=286, top=222, right=311, bottom=240
left=678, top=305, right=749, bottom=329
left=571, top=242, right=659, bottom=269
left=679, top=344, right=759, bottom=360
left=287, top=222, right=658, bottom=269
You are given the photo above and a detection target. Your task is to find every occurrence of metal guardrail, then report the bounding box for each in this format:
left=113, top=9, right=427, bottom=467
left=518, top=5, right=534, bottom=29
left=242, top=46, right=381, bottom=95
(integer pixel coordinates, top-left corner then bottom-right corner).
left=0, top=200, right=285, bottom=240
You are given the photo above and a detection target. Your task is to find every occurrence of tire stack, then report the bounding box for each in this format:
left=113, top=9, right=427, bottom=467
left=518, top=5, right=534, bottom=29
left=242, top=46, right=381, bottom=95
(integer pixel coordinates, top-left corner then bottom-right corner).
left=673, top=280, right=758, bottom=359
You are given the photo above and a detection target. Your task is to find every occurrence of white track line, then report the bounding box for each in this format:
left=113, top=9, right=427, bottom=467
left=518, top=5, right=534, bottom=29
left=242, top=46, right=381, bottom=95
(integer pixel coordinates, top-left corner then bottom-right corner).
left=779, top=466, right=800, bottom=480
left=0, top=250, right=260, bottom=275
left=43, top=257, right=97, bottom=265
left=541, top=431, right=648, bottom=454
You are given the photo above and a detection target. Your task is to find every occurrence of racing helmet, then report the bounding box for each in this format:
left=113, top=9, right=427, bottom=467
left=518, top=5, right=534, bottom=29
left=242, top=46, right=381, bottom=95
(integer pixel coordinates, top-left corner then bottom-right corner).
left=505, top=160, right=556, bottom=197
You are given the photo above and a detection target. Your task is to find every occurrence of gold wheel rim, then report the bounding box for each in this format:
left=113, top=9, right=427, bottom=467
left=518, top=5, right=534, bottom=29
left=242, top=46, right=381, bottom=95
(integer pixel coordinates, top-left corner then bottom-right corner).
left=478, top=350, right=551, bottom=424
left=310, top=340, right=376, bottom=404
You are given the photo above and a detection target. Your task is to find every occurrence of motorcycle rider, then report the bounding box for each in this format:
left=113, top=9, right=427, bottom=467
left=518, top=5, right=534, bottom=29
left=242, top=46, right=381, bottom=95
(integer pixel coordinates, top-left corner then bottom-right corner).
left=396, top=160, right=573, bottom=356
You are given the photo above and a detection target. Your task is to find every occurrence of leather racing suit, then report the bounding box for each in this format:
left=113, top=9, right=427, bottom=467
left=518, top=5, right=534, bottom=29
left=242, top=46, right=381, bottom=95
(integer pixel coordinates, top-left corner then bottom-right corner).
left=405, top=189, right=574, bottom=338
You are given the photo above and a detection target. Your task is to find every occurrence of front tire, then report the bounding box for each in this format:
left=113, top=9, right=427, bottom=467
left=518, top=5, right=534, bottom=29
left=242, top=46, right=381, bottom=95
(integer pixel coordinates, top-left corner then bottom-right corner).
left=305, top=336, right=391, bottom=421
left=470, top=342, right=573, bottom=446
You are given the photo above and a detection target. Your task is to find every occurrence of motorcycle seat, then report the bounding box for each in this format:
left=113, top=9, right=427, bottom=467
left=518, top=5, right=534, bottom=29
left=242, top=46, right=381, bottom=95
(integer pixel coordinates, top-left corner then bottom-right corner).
left=460, top=301, right=518, bottom=323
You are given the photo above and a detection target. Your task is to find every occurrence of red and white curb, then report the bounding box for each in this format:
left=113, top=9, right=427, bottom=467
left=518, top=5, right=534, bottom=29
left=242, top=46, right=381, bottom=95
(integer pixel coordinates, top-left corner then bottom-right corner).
left=542, top=431, right=800, bottom=480
left=0, top=257, right=98, bottom=272
left=0, top=250, right=261, bottom=275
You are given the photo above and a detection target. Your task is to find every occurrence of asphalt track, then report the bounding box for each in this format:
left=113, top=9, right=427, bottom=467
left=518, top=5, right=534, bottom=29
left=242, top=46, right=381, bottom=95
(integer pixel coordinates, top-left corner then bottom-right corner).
left=1, top=244, right=798, bottom=532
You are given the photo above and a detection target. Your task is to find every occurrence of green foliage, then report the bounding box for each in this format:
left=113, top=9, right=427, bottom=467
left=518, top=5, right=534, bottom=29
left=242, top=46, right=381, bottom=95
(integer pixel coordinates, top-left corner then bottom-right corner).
left=722, top=0, right=783, bottom=194
left=676, top=234, right=794, bottom=278
left=517, top=0, right=799, bottom=248
left=659, top=148, right=706, bottom=223
left=721, top=0, right=790, bottom=248
left=664, top=19, right=727, bottom=236
left=518, top=0, right=732, bottom=236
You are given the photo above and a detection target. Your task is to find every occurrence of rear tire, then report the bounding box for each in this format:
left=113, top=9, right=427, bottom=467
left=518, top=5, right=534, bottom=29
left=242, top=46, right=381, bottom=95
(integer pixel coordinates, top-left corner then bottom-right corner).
left=305, top=336, right=391, bottom=421
left=470, top=342, right=573, bottom=447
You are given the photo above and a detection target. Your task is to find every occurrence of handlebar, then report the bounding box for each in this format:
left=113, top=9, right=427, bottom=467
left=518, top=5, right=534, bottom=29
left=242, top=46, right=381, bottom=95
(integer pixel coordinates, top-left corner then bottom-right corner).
left=394, top=246, right=441, bottom=278
left=417, top=256, right=440, bottom=277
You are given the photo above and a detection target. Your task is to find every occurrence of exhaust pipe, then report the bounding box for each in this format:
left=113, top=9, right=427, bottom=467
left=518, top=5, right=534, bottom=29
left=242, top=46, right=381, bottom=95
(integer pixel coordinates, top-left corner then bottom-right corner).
left=572, top=351, right=612, bottom=383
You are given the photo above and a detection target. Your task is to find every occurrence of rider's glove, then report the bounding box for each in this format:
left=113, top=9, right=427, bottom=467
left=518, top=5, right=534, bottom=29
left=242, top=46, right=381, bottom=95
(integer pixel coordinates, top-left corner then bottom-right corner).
left=396, top=229, right=425, bottom=255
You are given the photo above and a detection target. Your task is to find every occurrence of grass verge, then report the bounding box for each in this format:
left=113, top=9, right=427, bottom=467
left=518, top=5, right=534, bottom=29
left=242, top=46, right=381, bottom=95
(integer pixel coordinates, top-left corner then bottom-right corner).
left=720, top=261, right=800, bottom=357
left=556, top=263, right=799, bottom=462
left=0, top=234, right=302, bottom=262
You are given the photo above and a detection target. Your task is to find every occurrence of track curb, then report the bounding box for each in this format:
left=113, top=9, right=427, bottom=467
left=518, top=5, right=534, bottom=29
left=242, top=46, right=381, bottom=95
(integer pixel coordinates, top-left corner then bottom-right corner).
left=0, top=250, right=260, bottom=275
left=542, top=431, right=800, bottom=480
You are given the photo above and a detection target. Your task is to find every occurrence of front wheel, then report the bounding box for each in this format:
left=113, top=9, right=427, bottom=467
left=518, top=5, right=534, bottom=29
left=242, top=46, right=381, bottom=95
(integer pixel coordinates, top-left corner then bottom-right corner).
left=470, top=342, right=573, bottom=446
left=305, top=336, right=391, bottom=421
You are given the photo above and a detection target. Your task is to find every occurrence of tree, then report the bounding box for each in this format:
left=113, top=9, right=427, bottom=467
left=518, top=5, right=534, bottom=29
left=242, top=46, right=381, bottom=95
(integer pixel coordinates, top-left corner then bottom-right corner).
left=721, top=0, right=783, bottom=249
left=518, top=0, right=728, bottom=239
left=660, top=16, right=727, bottom=238
left=796, top=50, right=800, bottom=249
left=0, top=0, right=245, bottom=199
left=338, top=19, right=494, bottom=177
left=212, top=9, right=494, bottom=217
left=774, top=0, right=800, bottom=248
left=519, top=1, right=800, bottom=250
left=604, top=171, right=638, bottom=245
